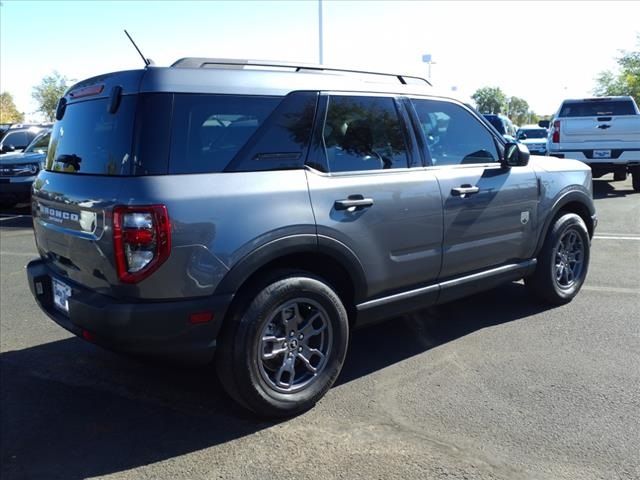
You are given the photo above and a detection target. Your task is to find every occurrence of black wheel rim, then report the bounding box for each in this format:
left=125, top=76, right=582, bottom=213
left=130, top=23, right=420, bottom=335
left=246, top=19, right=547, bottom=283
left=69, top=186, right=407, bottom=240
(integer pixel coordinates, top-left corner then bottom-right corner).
left=258, top=298, right=333, bottom=393
left=553, top=228, right=585, bottom=289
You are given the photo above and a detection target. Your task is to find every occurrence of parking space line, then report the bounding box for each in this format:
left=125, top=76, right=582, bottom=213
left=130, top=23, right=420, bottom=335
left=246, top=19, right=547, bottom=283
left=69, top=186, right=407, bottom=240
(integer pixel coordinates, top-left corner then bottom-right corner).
left=583, top=285, right=640, bottom=295
left=593, top=235, right=640, bottom=241
left=0, top=251, right=37, bottom=257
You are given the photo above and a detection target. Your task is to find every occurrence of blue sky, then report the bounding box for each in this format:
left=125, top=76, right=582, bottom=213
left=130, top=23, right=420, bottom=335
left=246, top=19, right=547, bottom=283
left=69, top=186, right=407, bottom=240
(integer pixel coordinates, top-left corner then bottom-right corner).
left=2, top=0, right=639, bottom=119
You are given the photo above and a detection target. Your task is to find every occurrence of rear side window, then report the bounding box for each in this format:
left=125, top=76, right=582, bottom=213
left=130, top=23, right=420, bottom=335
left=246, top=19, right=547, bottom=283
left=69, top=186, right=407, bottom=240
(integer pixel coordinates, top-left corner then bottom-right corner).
left=170, top=94, right=283, bottom=174
left=226, top=92, right=318, bottom=172
left=559, top=100, right=636, bottom=117
left=413, top=99, right=499, bottom=166
left=46, top=97, right=136, bottom=175
left=322, top=95, right=409, bottom=173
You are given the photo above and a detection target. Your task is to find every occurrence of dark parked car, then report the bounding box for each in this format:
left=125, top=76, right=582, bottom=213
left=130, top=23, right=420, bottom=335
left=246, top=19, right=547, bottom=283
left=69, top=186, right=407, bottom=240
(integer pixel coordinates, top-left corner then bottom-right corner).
left=27, top=59, right=596, bottom=417
left=0, top=126, right=44, bottom=154
left=0, top=129, right=51, bottom=207
left=482, top=113, right=517, bottom=142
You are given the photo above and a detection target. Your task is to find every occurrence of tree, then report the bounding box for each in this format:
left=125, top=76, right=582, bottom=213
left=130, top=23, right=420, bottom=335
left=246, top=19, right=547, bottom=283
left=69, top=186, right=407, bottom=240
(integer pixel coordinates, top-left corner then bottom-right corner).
left=0, top=92, right=24, bottom=123
left=594, top=35, right=640, bottom=105
left=32, top=71, right=69, bottom=121
left=471, top=86, right=507, bottom=114
left=507, top=96, right=530, bottom=125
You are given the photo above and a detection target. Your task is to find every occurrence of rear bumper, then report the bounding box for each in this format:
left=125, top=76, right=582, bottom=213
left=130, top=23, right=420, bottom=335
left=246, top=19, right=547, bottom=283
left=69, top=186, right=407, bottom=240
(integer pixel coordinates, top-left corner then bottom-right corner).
left=26, top=258, right=233, bottom=364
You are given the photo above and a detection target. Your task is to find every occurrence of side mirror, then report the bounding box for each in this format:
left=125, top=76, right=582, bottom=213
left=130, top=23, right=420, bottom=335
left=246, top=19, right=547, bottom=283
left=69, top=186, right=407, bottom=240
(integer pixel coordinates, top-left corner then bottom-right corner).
left=538, top=120, right=550, bottom=129
left=1, top=144, right=16, bottom=154
left=518, top=133, right=527, bottom=140
left=503, top=142, right=530, bottom=168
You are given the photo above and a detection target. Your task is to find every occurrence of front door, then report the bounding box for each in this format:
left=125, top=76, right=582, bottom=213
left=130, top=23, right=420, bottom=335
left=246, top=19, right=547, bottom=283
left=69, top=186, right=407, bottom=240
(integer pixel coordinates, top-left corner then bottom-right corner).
left=410, top=98, right=539, bottom=279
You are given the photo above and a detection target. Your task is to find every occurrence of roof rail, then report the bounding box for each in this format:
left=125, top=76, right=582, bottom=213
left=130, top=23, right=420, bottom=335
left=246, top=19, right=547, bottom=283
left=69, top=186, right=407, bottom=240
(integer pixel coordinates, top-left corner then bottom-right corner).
left=170, top=57, right=431, bottom=86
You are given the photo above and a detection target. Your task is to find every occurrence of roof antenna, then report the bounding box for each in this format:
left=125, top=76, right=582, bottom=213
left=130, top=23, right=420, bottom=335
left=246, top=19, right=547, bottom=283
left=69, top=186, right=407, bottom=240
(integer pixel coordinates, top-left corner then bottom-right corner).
left=124, top=29, right=154, bottom=66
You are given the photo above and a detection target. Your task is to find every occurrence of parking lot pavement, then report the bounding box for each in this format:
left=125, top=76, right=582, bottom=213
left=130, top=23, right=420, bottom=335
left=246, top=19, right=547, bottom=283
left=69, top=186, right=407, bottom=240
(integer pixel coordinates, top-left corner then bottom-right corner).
left=1, top=177, right=638, bottom=480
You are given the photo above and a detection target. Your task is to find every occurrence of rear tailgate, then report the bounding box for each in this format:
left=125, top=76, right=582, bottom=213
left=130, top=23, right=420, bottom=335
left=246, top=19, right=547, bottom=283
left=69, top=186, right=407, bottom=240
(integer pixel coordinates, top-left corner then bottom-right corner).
left=557, top=97, right=640, bottom=145
left=562, top=115, right=640, bottom=143
left=32, top=173, right=123, bottom=295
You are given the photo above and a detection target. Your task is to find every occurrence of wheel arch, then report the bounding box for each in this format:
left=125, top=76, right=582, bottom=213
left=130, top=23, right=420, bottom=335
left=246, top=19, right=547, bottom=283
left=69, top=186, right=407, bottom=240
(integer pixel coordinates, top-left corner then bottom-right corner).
left=215, top=234, right=367, bottom=325
left=535, top=190, right=595, bottom=256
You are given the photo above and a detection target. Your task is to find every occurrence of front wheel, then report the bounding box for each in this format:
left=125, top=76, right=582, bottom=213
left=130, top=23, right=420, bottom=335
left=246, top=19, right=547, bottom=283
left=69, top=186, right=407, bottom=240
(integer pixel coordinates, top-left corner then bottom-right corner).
left=216, top=272, right=349, bottom=417
left=526, top=213, right=590, bottom=305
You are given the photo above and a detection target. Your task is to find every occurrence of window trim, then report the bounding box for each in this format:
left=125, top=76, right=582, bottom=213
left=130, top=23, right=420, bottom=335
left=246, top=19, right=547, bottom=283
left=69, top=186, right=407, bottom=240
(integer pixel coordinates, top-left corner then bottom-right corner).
left=305, top=91, right=416, bottom=176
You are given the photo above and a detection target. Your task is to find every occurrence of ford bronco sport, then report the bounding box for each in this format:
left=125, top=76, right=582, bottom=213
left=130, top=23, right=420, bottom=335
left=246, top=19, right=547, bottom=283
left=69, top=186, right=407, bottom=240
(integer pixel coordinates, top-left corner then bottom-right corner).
left=27, top=59, right=596, bottom=417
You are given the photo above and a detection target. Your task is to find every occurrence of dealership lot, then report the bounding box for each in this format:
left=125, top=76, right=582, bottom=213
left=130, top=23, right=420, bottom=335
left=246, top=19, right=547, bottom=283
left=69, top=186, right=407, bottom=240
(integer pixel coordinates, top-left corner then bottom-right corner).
left=1, top=177, right=638, bottom=480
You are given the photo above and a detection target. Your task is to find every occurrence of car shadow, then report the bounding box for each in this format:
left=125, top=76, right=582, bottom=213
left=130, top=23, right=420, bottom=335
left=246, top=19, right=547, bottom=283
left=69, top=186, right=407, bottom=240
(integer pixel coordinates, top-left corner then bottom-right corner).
left=592, top=179, right=635, bottom=199
left=0, top=282, right=551, bottom=479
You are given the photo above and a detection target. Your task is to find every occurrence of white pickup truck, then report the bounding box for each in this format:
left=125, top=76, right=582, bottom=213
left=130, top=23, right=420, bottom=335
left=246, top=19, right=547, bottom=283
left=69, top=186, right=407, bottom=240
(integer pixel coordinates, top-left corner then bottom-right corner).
left=547, top=96, right=640, bottom=192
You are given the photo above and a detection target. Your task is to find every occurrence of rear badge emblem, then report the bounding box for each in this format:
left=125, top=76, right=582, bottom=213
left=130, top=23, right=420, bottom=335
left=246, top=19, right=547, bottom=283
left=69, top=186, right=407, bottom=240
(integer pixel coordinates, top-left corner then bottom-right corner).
left=521, top=211, right=530, bottom=225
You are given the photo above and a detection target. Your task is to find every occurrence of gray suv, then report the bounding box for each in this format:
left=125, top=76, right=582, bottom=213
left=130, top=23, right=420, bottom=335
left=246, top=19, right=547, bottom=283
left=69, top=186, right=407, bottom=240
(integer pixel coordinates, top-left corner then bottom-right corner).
left=26, top=59, right=596, bottom=417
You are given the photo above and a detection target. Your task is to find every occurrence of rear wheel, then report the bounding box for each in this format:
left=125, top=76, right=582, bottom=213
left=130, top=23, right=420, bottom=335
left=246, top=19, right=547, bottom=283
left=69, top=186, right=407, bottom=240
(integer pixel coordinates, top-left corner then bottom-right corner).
left=216, top=272, right=349, bottom=417
left=613, top=170, right=627, bottom=182
left=526, top=213, right=590, bottom=305
left=631, top=166, right=640, bottom=192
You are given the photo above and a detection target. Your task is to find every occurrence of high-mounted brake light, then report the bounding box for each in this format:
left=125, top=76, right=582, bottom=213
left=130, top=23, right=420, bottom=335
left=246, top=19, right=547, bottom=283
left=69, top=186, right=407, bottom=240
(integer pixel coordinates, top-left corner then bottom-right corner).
left=113, top=205, right=171, bottom=283
left=69, top=84, right=104, bottom=99
left=552, top=120, right=561, bottom=143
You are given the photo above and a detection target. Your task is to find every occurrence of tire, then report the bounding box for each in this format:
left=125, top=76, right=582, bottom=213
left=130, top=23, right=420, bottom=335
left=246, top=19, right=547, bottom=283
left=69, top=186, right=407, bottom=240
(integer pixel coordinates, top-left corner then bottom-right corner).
left=631, top=167, right=640, bottom=192
left=216, top=271, right=349, bottom=417
left=526, top=213, right=590, bottom=305
left=613, top=171, right=627, bottom=182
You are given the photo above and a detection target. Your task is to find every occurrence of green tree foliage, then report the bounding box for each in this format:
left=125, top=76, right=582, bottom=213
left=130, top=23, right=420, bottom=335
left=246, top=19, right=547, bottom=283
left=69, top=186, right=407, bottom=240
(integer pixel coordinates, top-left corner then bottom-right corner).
left=507, top=96, right=530, bottom=125
left=32, top=71, right=69, bottom=121
left=0, top=92, right=24, bottom=123
left=471, top=86, right=507, bottom=114
left=594, top=35, right=640, bottom=105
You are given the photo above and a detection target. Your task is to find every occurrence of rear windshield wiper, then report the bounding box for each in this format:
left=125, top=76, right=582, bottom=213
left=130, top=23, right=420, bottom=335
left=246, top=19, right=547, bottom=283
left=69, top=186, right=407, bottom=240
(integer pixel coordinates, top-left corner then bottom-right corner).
left=56, top=154, right=82, bottom=171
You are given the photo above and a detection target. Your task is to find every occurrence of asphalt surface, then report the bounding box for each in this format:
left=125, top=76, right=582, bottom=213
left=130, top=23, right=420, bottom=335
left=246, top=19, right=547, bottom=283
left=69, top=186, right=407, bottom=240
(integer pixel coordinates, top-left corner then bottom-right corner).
left=1, top=176, right=638, bottom=480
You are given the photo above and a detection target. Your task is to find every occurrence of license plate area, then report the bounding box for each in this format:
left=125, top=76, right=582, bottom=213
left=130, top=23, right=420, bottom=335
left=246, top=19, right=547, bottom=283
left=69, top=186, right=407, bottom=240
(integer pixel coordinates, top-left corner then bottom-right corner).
left=593, top=149, right=611, bottom=159
left=52, top=278, right=72, bottom=314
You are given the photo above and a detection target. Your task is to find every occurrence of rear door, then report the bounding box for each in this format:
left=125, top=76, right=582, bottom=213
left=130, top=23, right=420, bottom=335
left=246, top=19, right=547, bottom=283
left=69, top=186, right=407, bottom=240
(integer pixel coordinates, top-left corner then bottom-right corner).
left=409, top=98, right=539, bottom=279
left=306, top=93, right=443, bottom=300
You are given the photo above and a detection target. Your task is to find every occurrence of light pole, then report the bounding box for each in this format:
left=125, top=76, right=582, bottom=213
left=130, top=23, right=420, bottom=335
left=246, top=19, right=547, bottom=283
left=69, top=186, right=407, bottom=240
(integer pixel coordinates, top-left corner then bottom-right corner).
left=422, top=53, right=435, bottom=82
left=318, top=0, right=323, bottom=64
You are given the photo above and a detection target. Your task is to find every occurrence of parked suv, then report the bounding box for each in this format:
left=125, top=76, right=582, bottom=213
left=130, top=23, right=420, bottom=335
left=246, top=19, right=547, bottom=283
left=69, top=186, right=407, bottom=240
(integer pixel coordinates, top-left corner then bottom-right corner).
left=0, top=129, right=51, bottom=207
left=482, top=113, right=517, bottom=142
left=0, top=126, right=43, bottom=154
left=27, top=59, right=596, bottom=417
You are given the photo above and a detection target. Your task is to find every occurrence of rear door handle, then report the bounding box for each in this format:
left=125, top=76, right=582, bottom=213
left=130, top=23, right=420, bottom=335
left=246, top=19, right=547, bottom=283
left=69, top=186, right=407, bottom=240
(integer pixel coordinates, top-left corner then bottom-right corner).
left=334, top=195, right=374, bottom=211
left=451, top=185, right=480, bottom=197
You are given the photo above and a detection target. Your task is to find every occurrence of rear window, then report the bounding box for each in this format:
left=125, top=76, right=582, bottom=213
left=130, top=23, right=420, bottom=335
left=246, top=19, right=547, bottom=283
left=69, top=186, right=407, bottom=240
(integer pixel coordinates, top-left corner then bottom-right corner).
left=517, top=129, right=547, bottom=139
left=46, top=97, right=135, bottom=175
left=559, top=100, right=636, bottom=117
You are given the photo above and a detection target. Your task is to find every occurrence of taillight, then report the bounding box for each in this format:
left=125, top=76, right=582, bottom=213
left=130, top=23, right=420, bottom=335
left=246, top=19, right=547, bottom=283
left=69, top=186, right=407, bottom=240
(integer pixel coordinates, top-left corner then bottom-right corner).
left=552, top=120, right=560, bottom=143
left=113, top=205, right=171, bottom=283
